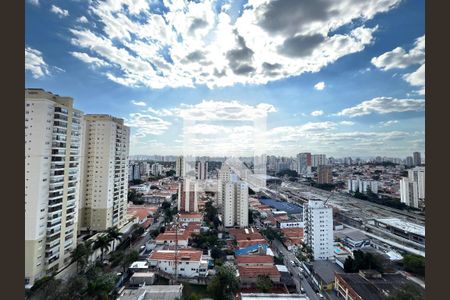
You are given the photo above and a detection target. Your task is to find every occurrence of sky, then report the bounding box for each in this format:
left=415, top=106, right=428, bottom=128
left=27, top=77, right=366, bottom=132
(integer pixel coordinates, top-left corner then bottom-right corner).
left=25, top=0, right=425, bottom=158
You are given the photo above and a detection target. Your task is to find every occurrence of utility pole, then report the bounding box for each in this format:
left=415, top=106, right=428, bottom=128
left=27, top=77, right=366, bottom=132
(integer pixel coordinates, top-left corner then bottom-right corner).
left=173, top=213, right=180, bottom=284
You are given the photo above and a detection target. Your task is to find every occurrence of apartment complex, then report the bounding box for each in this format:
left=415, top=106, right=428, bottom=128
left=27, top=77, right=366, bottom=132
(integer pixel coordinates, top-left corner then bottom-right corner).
left=222, top=172, right=249, bottom=228
left=304, top=199, right=334, bottom=260
left=25, top=89, right=83, bottom=286
left=78, top=115, right=130, bottom=232
left=317, top=165, right=333, bottom=184
left=178, top=179, right=198, bottom=212
left=413, top=151, right=422, bottom=166
left=312, top=154, right=327, bottom=167
left=296, top=152, right=312, bottom=175
left=400, top=166, right=425, bottom=209
left=175, top=156, right=184, bottom=177
left=196, top=160, right=208, bottom=180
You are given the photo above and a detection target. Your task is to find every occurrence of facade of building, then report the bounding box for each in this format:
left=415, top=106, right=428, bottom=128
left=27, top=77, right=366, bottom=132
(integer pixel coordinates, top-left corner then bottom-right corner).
left=175, top=156, right=184, bottom=177
left=304, top=199, right=334, bottom=260
left=405, top=156, right=414, bottom=167
left=413, top=152, right=422, bottom=166
left=347, top=178, right=378, bottom=194
left=151, top=163, right=163, bottom=176
left=148, top=250, right=209, bottom=278
left=296, top=152, right=312, bottom=175
left=222, top=173, right=249, bottom=228
left=78, top=115, right=130, bottom=232
left=196, top=160, right=208, bottom=180
left=317, top=165, right=333, bottom=184
left=400, top=166, right=425, bottom=209
left=312, top=154, right=327, bottom=168
left=177, top=180, right=198, bottom=212
left=25, top=89, right=83, bottom=286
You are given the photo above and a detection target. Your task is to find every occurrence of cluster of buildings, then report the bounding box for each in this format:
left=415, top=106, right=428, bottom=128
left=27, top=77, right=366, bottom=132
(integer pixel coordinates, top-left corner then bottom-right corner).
left=25, top=89, right=131, bottom=286
left=400, top=166, right=426, bottom=209
left=129, top=161, right=168, bottom=181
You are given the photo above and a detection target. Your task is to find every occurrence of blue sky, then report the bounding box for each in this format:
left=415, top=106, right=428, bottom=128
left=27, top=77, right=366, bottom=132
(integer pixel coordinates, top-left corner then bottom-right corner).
left=25, top=0, right=425, bottom=158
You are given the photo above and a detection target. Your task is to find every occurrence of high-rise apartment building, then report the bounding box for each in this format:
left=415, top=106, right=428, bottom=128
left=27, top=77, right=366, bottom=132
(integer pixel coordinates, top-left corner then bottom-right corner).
left=222, top=174, right=249, bottom=228
left=217, top=163, right=232, bottom=206
left=312, top=154, right=327, bottom=168
left=400, top=166, right=425, bottom=209
left=413, top=152, right=422, bottom=166
left=304, top=199, right=334, bottom=260
left=178, top=179, right=198, bottom=212
left=197, top=160, right=208, bottom=180
left=296, top=152, right=311, bottom=175
left=151, top=163, right=163, bottom=176
left=347, top=178, right=378, bottom=194
left=176, top=156, right=184, bottom=177
left=317, top=165, right=333, bottom=184
left=405, top=156, right=414, bottom=167
left=25, top=89, right=83, bottom=286
left=78, top=114, right=130, bottom=232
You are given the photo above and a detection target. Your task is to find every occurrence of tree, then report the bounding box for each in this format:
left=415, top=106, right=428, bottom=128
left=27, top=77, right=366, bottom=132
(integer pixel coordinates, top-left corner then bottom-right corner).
left=28, top=276, right=64, bottom=300
left=403, top=254, right=425, bottom=276
left=109, top=250, right=125, bottom=268
left=256, top=274, right=273, bottom=292
left=261, top=227, right=284, bottom=244
left=344, top=250, right=384, bottom=273
left=86, top=273, right=117, bottom=300
left=121, top=250, right=140, bottom=273
left=71, top=243, right=91, bottom=273
left=106, top=226, right=122, bottom=251
left=207, top=264, right=240, bottom=300
left=60, top=275, right=88, bottom=300
left=93, top=235, right=111, bottom=262
left=166, top=170, right=176, bottom=177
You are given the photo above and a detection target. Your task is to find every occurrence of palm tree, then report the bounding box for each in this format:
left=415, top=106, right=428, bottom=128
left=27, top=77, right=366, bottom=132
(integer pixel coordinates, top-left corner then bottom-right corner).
left=71, top=243, right=88, bottom=273
left=93, top=235, right=111, bottom=262
left=106, top=226, right=122, bottom=251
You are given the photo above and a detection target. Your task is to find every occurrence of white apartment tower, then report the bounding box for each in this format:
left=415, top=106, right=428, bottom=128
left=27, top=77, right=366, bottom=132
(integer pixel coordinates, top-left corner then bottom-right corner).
left=78, top=114, right=130, bottom=232
left=312, top=154, right=327, bottom=168
left=197, top=160, right=208, bottom=180
left=304, top=199, right=334, bottom=260
left=177, top=179, right=198, bottom=212
left=219, top=164, right=249, bottom=228
left=25, top=89, right=83, bottom=286
left=176, top=156, right=184, bottom=177
left=400, top=166, right=425, bottom=209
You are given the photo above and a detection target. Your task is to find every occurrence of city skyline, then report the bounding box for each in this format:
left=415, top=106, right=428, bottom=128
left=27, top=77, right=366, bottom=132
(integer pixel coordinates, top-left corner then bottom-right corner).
left=26, top=0, right=424, bottom=157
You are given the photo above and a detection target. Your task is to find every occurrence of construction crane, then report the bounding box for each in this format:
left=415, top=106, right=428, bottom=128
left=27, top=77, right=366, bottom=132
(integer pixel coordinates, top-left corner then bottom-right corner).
left=323, top=190, right=335, bottom=205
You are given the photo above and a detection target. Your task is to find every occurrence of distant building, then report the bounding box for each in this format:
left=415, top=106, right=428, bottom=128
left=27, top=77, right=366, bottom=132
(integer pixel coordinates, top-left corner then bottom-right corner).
left=175, top=156, right=184, bottom=177
left=304, top=199, right=334, bottom=260
left=177, top=179, right=198, bottom=212
left=151, top=163, right=163, bottom=176
left=196, top=160, right=208, bottom=180
left=347, top=178, right=378, bottom=194
left=312, top=154, right=327, bottom=167
left=413, top=151, right=422, bottom=166
left=317, top=165, right=333, bottom=184
left=296, top=152, right=312, bottom=175
left=400, top=166, right=425, bottom=209
left=405, top=156, right=414, bottom=167
left=221, top=172, right=249, bottom=228
left=148, top=249, right=208, bottom=278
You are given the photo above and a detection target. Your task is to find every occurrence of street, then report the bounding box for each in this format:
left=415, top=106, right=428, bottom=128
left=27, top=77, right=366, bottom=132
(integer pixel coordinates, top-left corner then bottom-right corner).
left=272, top=239, right=321, bottom=300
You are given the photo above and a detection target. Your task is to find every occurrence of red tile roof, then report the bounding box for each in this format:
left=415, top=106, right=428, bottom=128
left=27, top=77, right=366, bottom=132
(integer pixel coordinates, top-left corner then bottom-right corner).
left=179, top=212, right=203, bottom=219
left=238, top=265, right=280, bottom=278
left=236, top=255, right=274, bottom=265
left=149, top=250, right=202, bottom=261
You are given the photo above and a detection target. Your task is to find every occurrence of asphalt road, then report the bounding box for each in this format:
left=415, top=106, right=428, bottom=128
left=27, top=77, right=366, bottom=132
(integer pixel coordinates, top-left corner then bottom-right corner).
left=272, top=239, right=321, bottom=300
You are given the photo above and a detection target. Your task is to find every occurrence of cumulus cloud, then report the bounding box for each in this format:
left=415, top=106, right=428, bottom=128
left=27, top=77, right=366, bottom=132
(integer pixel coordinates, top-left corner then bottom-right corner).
left=371, top=35, right=425, bottom=70
left=337, top=97, right=425, bottom=117
left=25, top=47, right=50, bottom=78
left=131, top=100, right=146, bottom=106
left=50, top=5, right=69, bottom=18
left=403, top=64, right=425, bottom=95
left=77, top=16, right=89, bottom=24
left=70, top=52, right=110, bottom=68
left=314, top=81, right=326, bottom=90
left=340, top=121, right=355, bottom=126
left=310, top=110, right=324, bottom=116
left=66, top=0, right=401, bottom=89
left=124, top=113, right=171, bottom=137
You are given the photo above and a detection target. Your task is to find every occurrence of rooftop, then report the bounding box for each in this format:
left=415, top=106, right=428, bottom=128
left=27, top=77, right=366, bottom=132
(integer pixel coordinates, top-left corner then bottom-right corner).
left=118, top=285, right=183, bottom=300
left=375, top=218, right=425, bottom=236
left=311, top=260, right=344, bottom=284
left=236, top=255, right=274, bottom=265
left=149, top=250, right=203, bottom=262
left=241, top=293, right=308, bottom=300
left=238, top=265, right=280, bottom=278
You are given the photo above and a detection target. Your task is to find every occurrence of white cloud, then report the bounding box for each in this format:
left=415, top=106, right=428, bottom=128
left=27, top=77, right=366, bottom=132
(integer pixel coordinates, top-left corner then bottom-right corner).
left=403, top=64, right=425, bottom=95
left=371, top=35, right=425, bottom=70
left=310, top=110, right=324, bottom=116
left=77, top=16, right=89, bottom=24
left=25, top=47, right=50, bottom=78
left=379, top=120, right=399, bottom=127
left=70, top=52, right=110, bottom=68
left=28, top=0, right=39, bottom=6
left=50, top=5, right=69, bottom=18
left=131, top=100, right=146, bottom=106
left=314, top=82, right=326, bottom=90
left=337, top=97, right=425, bottom=117
left=67, top=0, right=401, bottom=89
left=340, top=121, right=355, bottom=126
left=124, top=113, right=171, bottom=137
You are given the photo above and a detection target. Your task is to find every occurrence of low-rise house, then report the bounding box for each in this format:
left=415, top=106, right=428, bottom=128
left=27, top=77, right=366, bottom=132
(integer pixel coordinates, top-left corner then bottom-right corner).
left=129, top=261, right=149, bottom=273
left=236, top=255, right=274, bottom=267
left=238, top=265, right=281, bottom=285
left=178, top=212, right=203, bottom=223
left=118, top=285, right=183, bottom=300
left=310, top=260, right=344, bottom=291
left=148, top=249, right=209, bottom=278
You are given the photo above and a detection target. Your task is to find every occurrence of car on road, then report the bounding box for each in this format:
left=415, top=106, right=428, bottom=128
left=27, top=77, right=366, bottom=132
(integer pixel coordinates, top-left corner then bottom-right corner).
left=290, top=260, right=296, bottom=266
left=139, top=245, right=146, bottom=251
left=300, top=287, right=305, bottom=293
left=318, top=293, right=324, bottom=299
